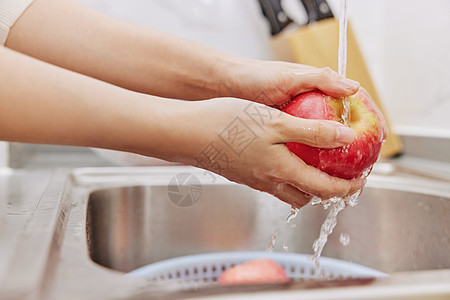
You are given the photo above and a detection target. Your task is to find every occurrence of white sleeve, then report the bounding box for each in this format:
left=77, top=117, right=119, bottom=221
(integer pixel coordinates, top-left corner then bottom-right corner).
left=0, top=0, right=34, bottom=46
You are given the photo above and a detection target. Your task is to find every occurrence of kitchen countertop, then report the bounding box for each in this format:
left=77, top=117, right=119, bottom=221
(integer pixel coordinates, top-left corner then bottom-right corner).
left=0, top=168, right=53, bottom=287
left=0, top=149, right=111, bottom=299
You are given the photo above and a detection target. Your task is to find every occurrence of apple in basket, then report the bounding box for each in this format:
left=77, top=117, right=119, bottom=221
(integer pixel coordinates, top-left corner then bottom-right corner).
left=218, top=258, right=290, bottom=285
left=281, top=88, right=387, bottom=179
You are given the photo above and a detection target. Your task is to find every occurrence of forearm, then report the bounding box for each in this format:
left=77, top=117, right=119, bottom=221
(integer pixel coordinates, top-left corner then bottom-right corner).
left=0, top=46, right=365, bottom=207
left=0, top=46, right=200, bottom=162
left=6, top=0, right=238, bottom=100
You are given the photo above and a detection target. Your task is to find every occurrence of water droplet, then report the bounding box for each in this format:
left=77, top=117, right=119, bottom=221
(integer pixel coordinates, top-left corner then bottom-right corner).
left=286, top=207, right=299, bottom=223
left=339, top=233, right=350, bottom=246
left=310, top=196, right=323, bottom=206
left=266, top=228, right=279, bottom=253
left=362, top=167, right=373, bottom=178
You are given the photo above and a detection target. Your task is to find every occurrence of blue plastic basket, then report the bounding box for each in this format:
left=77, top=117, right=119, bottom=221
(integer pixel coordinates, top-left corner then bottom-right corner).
left=127, top=251, right=387, bottom=284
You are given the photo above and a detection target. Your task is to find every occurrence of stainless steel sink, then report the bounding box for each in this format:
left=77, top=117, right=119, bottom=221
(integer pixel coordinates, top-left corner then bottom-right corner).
left=47, top=165, right=450, bottom=299
left=85, top=168, right=450, bottom=275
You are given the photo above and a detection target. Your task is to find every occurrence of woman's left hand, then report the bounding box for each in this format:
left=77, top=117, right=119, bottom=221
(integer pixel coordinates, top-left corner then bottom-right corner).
left=220, top=58, right=360, bottom=107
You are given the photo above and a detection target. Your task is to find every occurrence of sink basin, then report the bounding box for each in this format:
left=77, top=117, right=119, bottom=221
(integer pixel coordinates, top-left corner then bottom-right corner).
left=36, top=165, right=449, bottom=300
left=85, top=167, right=450, bottom=276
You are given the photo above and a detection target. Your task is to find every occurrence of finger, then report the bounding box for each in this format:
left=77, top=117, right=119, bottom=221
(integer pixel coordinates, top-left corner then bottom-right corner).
left=279, top=148, right=366, bottom=199
left=293, top=67, right=360, bottom=98
left=275, top=115, right=355, bottom=148
left=272, top=183, right=311, bottom=209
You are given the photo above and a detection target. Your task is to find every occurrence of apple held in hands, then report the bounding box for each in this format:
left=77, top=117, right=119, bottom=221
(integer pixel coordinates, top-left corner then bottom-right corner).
left=282, top=88, right=387, bottom=179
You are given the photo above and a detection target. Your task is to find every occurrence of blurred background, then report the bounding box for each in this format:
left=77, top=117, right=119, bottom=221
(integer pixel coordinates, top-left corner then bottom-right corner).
left=2, top=0, right=450, bottom=167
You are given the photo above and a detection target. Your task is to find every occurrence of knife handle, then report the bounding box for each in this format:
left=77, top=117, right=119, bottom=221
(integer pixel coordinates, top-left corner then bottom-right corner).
left=300, top=0, right=334, bottom=24
left=257, top=0, right=293, bottom=35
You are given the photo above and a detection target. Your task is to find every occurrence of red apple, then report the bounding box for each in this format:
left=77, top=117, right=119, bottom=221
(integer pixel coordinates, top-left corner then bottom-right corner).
left=282, top=88, right=387, bottom=179
left=217, top=258, right=290, bottom=285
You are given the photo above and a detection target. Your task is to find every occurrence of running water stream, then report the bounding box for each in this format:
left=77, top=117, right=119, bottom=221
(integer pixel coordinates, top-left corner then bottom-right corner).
left=308, top=0, right=355, bottom=278
left=267, top=0, right=363, bottom=278
left=271, top=0, right=359, bottom=278
left=338, top=0, right=351, bottom=126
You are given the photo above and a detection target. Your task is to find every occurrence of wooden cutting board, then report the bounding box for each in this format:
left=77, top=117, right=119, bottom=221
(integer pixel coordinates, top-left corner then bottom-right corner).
left=271, top=18, right=403, bottom=158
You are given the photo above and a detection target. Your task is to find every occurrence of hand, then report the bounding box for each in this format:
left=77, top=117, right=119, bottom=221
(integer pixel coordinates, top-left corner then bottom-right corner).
left=221, top=58, right=360, bottom=107
left=184, top=98, right=365, bottom=209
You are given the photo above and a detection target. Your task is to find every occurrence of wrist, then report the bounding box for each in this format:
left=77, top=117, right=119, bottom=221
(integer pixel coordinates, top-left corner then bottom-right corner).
left=214, top=54, right=254, bottom=100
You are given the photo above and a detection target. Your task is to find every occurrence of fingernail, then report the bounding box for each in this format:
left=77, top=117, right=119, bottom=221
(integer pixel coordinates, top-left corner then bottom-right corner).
left=336, top=126, right=355, bottom=144
left=342, top=78, right=360, bottom=90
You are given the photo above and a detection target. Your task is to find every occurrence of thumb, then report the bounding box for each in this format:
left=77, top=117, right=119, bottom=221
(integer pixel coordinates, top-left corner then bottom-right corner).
left=276, top=115, right=355, bottom=148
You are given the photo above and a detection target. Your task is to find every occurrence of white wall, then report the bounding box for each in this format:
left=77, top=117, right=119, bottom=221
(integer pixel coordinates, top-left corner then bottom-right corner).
left=77, top=0, right=450, bottom=136
left=77, top=0, right=273, bottom=59
left=332, top=0, right=450, bottom=136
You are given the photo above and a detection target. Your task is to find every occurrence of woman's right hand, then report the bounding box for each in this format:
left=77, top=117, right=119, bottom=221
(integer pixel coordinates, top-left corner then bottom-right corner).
left=178, top=98, right=365, bottom=209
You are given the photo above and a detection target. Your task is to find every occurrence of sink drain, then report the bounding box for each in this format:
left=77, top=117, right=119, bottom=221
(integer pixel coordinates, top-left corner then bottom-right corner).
left=127, top=251, right=387, bottom=284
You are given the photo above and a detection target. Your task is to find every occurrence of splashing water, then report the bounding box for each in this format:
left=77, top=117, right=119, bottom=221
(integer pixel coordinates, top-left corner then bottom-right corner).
left=286, top=207, right=299, bottom=223
left=266, top=228, right=279, bottom=253
left=310, top=190, right=361, bottom=278
left=339, top=233, right=351, bottom=246
left=338, top=0, right=351, bottom=126
left=266, top=208, right=299, bottom=253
